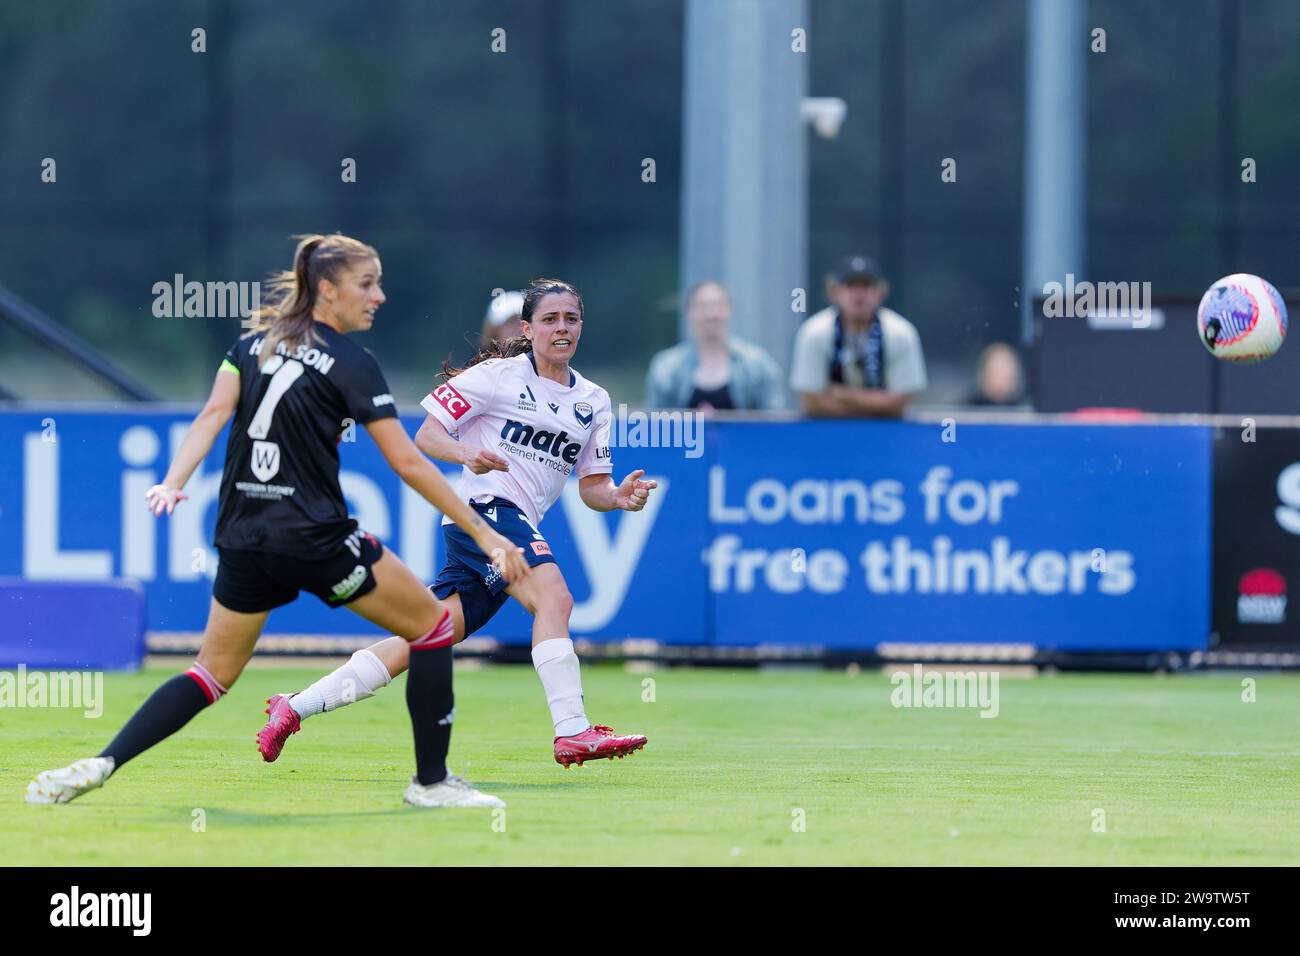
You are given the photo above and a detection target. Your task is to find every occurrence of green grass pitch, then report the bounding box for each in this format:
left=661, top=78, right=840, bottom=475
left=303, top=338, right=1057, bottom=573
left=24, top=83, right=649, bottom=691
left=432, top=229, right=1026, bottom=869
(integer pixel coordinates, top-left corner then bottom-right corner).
left=2, top=664, right=1297, bottom=865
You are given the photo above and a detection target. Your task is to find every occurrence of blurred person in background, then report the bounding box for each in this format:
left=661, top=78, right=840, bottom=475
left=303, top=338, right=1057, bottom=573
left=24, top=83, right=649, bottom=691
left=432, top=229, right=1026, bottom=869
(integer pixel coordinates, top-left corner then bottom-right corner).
left=645, top=280, right=784, bottom=411
left=480, top=289, right=524, bottom=348
left=790, top=255, right=927, bottom=418
left=967, top=342, right=1025, bottom=407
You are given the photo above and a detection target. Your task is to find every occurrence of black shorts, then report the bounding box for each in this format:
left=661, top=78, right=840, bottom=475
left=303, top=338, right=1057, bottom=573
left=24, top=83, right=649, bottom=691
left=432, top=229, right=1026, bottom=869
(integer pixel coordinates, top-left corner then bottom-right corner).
left=213, top=529, right=384, bottom=614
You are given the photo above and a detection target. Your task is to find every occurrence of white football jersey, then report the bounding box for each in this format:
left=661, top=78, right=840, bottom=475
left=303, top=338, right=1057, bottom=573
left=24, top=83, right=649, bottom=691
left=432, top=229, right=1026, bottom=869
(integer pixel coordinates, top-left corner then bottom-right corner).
left=420, top=353, right=614, bottom=527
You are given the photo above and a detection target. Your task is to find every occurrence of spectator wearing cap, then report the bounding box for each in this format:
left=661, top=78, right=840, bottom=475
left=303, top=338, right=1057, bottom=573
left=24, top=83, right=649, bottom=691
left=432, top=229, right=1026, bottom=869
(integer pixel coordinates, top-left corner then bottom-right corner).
left=480, top=289, right=524, bottom=347
left=645, top=280, right=784, bottom=411
left=790, top=255, right=927, bottom=418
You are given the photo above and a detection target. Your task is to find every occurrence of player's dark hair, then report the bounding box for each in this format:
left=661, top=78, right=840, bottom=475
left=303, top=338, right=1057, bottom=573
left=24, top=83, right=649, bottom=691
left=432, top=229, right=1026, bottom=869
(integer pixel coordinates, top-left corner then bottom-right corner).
left=442, top=278, right=584, bottom=379
left=253, top=233, right=379, bottom=367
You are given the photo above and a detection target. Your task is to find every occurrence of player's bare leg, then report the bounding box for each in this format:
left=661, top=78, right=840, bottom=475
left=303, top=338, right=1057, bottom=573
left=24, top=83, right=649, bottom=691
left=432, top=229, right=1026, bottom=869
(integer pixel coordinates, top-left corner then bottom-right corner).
left=349, top=552, right=498, bottom=807
left=258, top=551, right=498, bottom=807
left=260, top=563, right=647, bottom=769
left=507, top=563, right=647, bottom=767
left=27, top=599, right=266, bottom=805
left=257, top=593, right=464, bottom=762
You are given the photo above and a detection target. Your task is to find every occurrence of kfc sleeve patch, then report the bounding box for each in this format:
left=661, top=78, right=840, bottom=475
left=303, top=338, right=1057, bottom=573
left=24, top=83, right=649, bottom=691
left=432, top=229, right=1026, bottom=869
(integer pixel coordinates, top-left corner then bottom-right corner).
left=431, top=382, right=472, bottom=420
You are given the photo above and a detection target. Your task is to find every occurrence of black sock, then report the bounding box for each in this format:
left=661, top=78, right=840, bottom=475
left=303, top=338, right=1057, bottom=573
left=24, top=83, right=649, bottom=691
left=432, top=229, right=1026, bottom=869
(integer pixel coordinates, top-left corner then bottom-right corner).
left=406, top=644, right=453, bottom=786
left=100, top=673, right=213, bottom=768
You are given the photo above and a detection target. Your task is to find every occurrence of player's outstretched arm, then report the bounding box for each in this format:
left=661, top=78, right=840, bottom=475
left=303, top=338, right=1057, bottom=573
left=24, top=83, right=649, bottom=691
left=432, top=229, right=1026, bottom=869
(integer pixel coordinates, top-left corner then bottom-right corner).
left=579, top=469, right=657, bottom=513
left=146, top=368, right=240, bottom=516
left=366, top=418, right=528, bottom=582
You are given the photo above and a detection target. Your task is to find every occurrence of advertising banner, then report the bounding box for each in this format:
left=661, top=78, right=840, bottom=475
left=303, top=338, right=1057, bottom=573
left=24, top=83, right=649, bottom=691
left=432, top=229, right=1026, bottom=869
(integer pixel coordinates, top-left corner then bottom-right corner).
left=0, top=411, right=1210, bottom=651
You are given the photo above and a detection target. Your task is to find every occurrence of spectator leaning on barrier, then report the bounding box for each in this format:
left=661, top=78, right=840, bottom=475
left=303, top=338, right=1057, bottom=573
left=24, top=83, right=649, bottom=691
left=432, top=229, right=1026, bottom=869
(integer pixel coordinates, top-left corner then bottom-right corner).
left=790, top=255, right=927, bottom=418
left=645, top=280, right=784, bottom=411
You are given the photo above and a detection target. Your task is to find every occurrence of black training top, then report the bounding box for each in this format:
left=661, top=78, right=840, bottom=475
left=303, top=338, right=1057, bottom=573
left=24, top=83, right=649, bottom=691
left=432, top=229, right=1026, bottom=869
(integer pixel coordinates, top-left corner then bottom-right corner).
left=213, top=322, right=398, bottom=556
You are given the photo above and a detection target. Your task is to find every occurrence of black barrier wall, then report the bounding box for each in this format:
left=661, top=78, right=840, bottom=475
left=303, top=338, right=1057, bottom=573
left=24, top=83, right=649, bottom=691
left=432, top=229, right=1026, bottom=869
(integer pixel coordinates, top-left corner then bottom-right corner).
left=1033, top=299, right=1300, bottom=415
left=1213, top=424, right=1300, bottom=647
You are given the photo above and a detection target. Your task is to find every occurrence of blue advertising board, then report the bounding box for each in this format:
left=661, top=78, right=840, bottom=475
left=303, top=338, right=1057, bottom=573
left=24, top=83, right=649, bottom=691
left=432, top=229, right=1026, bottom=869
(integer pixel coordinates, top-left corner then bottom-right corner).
left=0, top=410, right=1210, bottom=652
left=704, top=421, right=1210, bottom=650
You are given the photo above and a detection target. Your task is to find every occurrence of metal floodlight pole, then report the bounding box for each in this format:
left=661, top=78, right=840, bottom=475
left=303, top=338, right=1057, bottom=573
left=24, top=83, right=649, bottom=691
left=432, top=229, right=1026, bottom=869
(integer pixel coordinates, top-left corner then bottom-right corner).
left=679, top=0, right=809, bottom=386
left=1022, top=0, right=1086, bottom=345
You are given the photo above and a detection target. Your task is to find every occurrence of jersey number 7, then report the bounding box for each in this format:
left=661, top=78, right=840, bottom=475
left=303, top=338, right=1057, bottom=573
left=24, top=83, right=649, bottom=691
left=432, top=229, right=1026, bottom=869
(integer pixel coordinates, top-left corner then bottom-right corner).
left=248, top=355, right=305, bottom=440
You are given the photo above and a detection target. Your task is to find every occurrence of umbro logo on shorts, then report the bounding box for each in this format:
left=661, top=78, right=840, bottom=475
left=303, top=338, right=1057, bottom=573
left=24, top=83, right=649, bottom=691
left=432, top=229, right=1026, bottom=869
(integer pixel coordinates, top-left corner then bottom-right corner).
left=330, top=564, right=367, bottom=601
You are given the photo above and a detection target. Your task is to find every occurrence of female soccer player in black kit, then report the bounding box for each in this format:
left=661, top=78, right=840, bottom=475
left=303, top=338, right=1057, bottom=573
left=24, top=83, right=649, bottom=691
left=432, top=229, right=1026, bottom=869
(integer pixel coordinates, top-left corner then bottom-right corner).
left=25, top=234, right=528, bottom=809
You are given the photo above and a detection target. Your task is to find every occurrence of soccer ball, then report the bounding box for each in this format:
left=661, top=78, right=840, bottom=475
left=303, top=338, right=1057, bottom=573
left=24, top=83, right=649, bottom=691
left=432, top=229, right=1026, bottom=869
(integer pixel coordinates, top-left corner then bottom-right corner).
left=1197, top=273, right=1287, bottom=362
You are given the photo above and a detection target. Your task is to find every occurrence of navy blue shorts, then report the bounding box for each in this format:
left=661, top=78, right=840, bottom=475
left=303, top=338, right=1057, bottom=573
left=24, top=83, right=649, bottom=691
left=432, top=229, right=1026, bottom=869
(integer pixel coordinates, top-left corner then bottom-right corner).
left=432, top=498, right=557, bottom=637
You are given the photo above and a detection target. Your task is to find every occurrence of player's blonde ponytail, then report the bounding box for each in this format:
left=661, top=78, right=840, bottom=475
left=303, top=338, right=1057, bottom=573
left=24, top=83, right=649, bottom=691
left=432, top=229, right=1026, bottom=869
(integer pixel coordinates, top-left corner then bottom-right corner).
left=254, top=234, right=379, bottom=367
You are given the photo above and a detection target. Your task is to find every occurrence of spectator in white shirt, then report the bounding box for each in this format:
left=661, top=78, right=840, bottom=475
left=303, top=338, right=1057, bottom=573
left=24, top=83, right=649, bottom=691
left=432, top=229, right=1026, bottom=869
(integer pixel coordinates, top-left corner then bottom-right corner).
left=789, top=255, right=927, bottom=418
left=479, top=289, right=524, bottom=348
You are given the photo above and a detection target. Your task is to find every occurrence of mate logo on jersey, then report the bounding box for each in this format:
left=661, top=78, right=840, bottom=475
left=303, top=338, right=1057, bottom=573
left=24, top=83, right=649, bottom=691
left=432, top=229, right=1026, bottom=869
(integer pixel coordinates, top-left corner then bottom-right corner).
left=500, top=419, right=583, bottom=463
left=431, top=382, right=471, bottom=420
left=251, top=439, right=281, bottom=482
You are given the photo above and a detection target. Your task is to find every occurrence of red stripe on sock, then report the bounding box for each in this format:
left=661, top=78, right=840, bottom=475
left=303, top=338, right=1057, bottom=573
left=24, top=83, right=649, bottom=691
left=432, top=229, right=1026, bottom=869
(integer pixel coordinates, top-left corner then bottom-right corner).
left=185, top=664, right=227, bottom=704
left=410, top=610, right=455, bottom=651
left=185, top=669, right=217, bottom=704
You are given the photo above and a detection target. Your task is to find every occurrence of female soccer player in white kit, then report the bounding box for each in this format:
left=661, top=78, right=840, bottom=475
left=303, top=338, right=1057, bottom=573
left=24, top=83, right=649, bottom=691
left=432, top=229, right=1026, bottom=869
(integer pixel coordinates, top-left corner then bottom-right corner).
left=258, top=278, right=654, bottom=767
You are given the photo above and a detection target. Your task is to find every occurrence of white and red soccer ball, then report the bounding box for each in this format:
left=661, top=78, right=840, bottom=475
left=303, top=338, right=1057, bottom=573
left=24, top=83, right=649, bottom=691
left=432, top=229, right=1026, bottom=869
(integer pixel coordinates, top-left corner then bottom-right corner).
left=1197, top=273, right=1287, bottom=362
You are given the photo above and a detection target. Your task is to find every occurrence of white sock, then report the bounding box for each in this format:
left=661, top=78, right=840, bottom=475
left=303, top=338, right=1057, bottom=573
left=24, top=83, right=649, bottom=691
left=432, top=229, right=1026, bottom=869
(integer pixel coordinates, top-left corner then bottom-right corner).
left=291, top=648, right=392, bottom=720
left=531, top=638, right=590, bottom=738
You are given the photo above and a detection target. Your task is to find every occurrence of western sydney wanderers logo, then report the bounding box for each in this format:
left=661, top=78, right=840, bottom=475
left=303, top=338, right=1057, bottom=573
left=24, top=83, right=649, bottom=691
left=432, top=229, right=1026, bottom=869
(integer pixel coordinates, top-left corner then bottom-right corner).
left=251, top=440, right=281, bottom=482
left=574, top=402, right=593, bottom=428
left=432, top=382, right=471, bottom=420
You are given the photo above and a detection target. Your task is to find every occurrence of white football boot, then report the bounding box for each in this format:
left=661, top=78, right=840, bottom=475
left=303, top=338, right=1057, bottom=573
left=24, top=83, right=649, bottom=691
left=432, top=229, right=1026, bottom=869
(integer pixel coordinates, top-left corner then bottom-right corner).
left=25, top=756, right=115, bottom=804
left=403, top=773, right=505, bottom=809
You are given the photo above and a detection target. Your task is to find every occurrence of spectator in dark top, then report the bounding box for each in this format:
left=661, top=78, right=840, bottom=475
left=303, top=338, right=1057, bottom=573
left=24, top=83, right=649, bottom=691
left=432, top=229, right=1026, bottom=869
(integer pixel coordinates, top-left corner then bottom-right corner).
left=967, top=342, right=1024, bottom=406
left=645, top=280, right=784, bottom=411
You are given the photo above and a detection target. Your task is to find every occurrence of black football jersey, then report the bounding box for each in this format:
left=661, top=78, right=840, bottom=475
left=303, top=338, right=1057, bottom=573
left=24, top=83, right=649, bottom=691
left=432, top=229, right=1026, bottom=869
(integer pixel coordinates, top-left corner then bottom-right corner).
left=213, top=323, right=398, bottom=556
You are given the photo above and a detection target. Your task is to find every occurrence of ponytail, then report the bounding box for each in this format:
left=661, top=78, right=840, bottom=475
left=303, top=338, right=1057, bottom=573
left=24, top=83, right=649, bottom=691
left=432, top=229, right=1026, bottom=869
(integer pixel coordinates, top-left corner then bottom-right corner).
left=253, top=233, right=378, bottom=367
left=441, top=334, right=532, bottom=379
